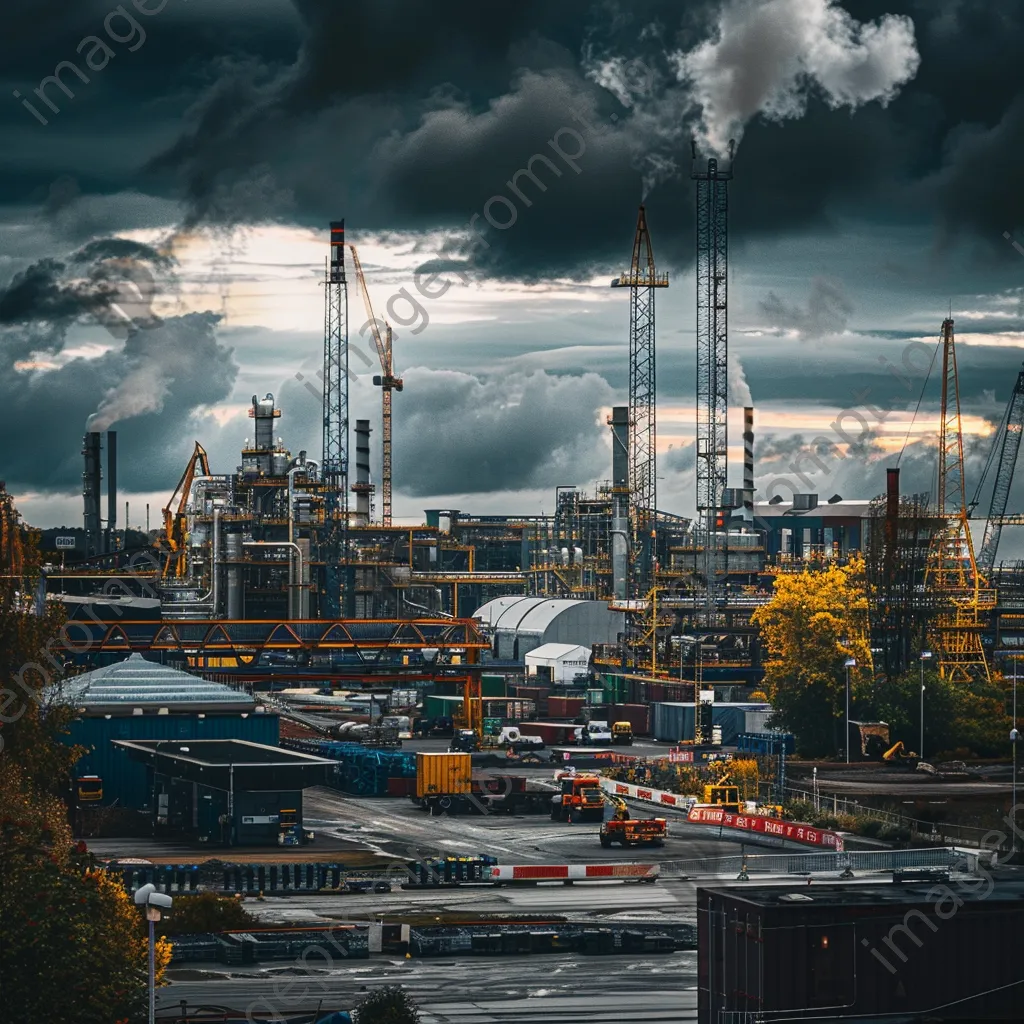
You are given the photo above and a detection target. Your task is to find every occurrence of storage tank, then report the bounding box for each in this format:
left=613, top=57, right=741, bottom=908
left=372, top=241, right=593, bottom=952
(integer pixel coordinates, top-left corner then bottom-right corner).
left=272, top=452, right=289, bottom=476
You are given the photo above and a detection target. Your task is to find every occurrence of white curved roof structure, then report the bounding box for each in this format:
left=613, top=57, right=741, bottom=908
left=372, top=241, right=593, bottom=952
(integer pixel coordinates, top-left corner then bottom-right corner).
left=59, top=653, right=256, bottom=713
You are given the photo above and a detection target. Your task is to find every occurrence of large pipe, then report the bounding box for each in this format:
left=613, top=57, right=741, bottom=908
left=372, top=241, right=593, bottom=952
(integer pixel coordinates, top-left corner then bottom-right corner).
left=106, top=430, right=117, bottom=551
left=224, top=532, right=243, bottom=619
left=244, top=541, right=304, bottom=619
left=743, top=406, right=754, bottom=522
left=610, top=406, right=630, bottom=600
left=82, top=432, right=102, bottom=557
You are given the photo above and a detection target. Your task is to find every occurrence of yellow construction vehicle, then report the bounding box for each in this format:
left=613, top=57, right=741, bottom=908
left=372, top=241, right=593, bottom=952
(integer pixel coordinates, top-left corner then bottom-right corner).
left=611, top=722, right=634, bottom=745
left=882, top=740, right=919, bottom=761
left=599, top=794, right=667, bottom=847
left=161, top=441, right=210, bottom=578
left=702, top=773, right=742, bottom=813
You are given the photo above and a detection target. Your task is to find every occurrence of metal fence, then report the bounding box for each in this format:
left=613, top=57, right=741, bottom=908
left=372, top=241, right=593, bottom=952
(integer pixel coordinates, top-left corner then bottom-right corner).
left=663, top=845, right=965, bottom=878
left=784, top=783, right=1004, bottom=847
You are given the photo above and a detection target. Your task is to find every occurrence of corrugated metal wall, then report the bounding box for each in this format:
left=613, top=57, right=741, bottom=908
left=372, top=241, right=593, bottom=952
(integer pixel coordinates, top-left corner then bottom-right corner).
left=67, top=712, right=280, bottom=809
left=651, top=703, right=770, bottom=745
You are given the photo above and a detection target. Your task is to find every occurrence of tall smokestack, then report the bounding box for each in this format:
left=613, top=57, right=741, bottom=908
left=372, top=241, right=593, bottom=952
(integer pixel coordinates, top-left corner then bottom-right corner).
left=352, top=419, right=373, bottom=526
left=82, top=432, right=102, bottom=557
left=610, top=406, right=630, bottom=600
left=885, top=467, right=900, bottom=578
left=743, top=407, right=754, bottom=522
left=106, top=430, right=117, bottom=552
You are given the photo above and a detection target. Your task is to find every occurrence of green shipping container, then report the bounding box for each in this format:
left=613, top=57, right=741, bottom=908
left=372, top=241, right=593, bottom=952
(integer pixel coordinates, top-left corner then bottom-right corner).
left=481, top=674, right=507, bottom=698
left=424, top=694, right=464, bottom=720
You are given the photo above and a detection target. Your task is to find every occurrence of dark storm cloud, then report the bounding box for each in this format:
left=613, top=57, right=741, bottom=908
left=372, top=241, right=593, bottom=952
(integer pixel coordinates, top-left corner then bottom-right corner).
left=5, top=1, right=1024, bottom=281
left=394, top=367, right=614, bottom=495
left=759, top=277, right=854, bottom=338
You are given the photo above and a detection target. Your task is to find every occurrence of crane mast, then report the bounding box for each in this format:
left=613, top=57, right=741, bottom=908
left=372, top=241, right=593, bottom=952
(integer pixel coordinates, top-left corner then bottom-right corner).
left=611, top=206, right=668, bottom=594
left=348, top=244, right=403, bottom=528
left=924, top=318, right=992, bottom=683
left=976, top=363, right=1024, bottom=572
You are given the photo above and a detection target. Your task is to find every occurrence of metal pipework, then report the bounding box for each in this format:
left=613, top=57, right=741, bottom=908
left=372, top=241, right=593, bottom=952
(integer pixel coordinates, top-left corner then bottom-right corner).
left=743, top=406, right=754, bottom=522
left=243, top=541, right=306, bottom=619
left=107, top=430, right=117, bottom=551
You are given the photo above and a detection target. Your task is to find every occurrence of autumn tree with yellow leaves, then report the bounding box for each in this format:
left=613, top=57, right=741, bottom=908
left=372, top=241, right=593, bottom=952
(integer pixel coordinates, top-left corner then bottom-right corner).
left=752, top=557, right=873, bottom=757
left=0, top=493, right=170, bottom=1022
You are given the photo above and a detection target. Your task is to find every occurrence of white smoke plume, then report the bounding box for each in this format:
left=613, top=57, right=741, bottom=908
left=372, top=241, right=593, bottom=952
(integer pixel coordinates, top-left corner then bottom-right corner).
left=673, top=0, right=920, bottom=155
left=729, top=353, right=753, bottom=407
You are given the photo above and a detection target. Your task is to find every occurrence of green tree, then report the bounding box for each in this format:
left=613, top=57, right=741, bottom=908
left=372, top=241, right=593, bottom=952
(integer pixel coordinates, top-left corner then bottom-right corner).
left=751, top=558, right=872, bottom=756
left=0, top=496, right=168, bottom=1023
left=158, top=891, right=257, bottom=935
left=353, top=986, right=421, bottom=1024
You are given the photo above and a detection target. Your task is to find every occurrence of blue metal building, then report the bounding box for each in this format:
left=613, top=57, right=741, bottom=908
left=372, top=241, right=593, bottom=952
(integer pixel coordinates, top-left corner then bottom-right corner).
left=59, top=653, right=279, bottom=808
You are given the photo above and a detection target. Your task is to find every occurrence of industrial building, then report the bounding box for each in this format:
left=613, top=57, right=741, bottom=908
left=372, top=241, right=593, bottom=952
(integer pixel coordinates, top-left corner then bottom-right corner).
left=697, top=880, right=1024, bottom=1022
left=474, top=596, right=625, bottom=661
left=58, top=654, right=277, bottom=809
left=523, top=643, right=592, bottom=684
left=114, top=739, right=334, bottom=846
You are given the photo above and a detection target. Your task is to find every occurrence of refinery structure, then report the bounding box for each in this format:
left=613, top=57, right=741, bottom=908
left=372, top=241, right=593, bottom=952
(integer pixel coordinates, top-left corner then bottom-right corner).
left=35, top=145, right=1024, bottom=697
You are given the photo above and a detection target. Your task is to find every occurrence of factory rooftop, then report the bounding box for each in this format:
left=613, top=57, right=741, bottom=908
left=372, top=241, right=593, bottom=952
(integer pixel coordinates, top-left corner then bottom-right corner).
left=57, top=653, right=257, bottom=714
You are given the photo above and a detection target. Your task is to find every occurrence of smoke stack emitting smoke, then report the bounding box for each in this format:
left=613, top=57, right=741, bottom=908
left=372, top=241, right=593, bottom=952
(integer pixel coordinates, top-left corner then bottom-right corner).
left=672, top=0, right=920, bottom=156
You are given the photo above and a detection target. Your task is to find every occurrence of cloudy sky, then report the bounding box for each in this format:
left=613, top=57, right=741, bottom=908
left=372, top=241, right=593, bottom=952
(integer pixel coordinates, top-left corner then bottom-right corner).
left=4, top=0, right=1024, bottom=549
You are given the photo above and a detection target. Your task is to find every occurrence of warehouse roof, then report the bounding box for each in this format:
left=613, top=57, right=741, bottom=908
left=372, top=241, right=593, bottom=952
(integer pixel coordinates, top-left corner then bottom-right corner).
left=524, top=642, right=591, bottom=662
left=473, top=595, right=542, bottom=627
left=515, top=600, right=591, bottom=635
left=59, top=653, right=256, bottom=713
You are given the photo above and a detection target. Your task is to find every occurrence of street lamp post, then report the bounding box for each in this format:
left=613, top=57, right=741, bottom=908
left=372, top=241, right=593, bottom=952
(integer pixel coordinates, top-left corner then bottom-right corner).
left=919, top=651, right=932, bottom=758
left=844, top=658, right=857, bottom=764
left=134, top=883, right=172, bottom=1024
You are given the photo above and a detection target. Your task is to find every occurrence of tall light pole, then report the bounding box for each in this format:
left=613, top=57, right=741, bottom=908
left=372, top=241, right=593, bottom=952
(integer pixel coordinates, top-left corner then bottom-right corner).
left=1012, top=654, right=1019, bottom=854
left=844, top=657, right=857, bottom=763
left=134, top=883, right=172, bottom=1024
left=919, top=651, right=932, bottom=758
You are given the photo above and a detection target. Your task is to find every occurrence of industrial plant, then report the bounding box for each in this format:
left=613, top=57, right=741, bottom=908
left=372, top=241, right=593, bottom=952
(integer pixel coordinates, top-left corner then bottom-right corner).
left=11, top=144, right=1024, bottom=1024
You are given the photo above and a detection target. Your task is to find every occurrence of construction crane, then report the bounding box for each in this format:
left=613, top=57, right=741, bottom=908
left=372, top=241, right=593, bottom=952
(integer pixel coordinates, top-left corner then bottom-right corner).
left=348, top=244, right=403, bottom=528
left=972, top=363, right=1024, bottom=572
left=611, top=206, right=668, bottom=593
left=161, top=442, right=210, bottom=578
left=923, top=319, right=993, bottom=683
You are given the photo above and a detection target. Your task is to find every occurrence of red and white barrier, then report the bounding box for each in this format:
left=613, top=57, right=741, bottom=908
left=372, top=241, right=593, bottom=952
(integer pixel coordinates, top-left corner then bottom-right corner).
left=487, top=862, right=659, bottom=883
left=686, top=805, right=844, bottom=852
left=600, top=778, right=844, bottom=852
left=600, top=777, right=697, bottom=810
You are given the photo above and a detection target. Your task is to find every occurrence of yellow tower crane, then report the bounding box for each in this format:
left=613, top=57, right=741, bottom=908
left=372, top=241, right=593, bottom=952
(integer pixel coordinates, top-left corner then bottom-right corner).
left=348, top=244, right=403, bottom=528
left=923, top=318, right=993, bottom=682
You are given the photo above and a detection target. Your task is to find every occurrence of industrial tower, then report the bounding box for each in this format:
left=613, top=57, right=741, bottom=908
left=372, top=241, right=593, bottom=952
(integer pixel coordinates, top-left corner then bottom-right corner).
left=349, top=244, right=403, bottom=528
left=611, top=206, right=668, bottom=591
left=924, top=318, right=992, bottom=683
left=321, top=220, right=349, bottom=615
left=692, top=141, right=734, bottom=619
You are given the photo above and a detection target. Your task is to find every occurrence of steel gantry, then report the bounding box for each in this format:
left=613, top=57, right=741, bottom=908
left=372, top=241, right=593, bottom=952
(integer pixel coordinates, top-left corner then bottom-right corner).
left=321, top=220, right=350, bottom=615
left=692, top=141, right=734, bottom=621
left=611, top=206, right=668, bottom=592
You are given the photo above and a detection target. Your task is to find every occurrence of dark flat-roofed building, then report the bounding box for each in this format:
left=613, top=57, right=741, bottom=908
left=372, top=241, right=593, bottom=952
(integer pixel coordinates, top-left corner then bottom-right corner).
left=115, top=738, right=333, bottom=846
left=698, top=877, right=1024, bottom=1022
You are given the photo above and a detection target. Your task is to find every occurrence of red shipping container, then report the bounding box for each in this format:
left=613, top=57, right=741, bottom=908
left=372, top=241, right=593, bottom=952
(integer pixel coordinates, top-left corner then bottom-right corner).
left=386, top=777, right=415, bottom=797
left=607, top=703, right=650, bottom=736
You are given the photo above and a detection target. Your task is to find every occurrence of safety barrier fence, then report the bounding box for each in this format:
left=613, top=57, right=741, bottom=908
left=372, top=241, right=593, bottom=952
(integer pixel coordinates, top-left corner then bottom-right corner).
left=660, top=845, right=965, bottom=878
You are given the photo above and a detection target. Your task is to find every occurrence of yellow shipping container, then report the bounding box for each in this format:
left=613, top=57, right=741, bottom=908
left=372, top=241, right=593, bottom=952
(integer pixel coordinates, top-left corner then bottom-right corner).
left=416, top=752, right=472, bottom=798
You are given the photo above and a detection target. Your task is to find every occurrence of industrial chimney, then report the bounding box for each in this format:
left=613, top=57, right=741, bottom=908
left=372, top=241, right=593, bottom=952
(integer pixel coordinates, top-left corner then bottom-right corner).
left=106, top=430, right=117, bottom=552
left=352, top=419, right=373, bottom=526
left=82, top=432, right=102, bottom=557
left=743, top=406, right=754, bottom=522
left=610, top=406, right=630, bottom=600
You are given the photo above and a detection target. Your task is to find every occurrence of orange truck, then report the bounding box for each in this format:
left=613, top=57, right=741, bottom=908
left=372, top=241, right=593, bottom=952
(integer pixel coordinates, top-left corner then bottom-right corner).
left=550, top=770, right=605, bottom=822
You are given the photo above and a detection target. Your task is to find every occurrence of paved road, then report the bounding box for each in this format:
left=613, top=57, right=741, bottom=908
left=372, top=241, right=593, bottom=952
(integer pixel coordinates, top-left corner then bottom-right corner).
left=162, top=952, right=698, bottom=1023
left=243, top=876, right=700, bottom=925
